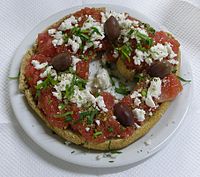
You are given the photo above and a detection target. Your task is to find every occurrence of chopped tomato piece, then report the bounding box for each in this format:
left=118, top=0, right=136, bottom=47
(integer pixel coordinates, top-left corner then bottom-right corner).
left=101, top=92, right=115, bottom=110
left=38, top=32, right=57, bottom=57
left=159, top=74, right=183, bottom=102
left=38, top=88, right=68, bottom=128
left=25, top=54, right=50, bottom=87
left=76, top=61, right=89, bottom=79
left=121, top=96, right=133, bottom=106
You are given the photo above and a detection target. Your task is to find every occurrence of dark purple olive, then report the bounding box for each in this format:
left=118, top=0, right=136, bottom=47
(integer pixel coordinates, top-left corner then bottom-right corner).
left=113, top=103, right=135, bottom=126
left=147, top=62, right=171, bottom=79
left=52, top=53, right=72, bottom=71
left=104, top=16, right=121, bottom=41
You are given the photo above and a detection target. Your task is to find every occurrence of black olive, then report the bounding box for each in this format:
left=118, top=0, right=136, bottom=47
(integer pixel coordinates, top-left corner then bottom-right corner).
left=52, top=53, right=72, bottom=71
left=113, top=103, right=135, bottom=126
left=147, top=62, right=171, bottom=78
left=104, top=16, right=121, bottom=41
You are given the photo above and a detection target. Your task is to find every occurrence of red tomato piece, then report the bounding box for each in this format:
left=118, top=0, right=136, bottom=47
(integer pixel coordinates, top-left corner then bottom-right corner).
left=37, top=32, right=57, bottom=57
left=25, top=54, right=50, bottom=87
left=101, top=92, right=115, bottom=110
left=76, top=61, right=89, bottom=79
left=121, top=96, right=133, bottom=106
left=159, top=74, right=183, bottom=102
left=38, top=88, right=68, bottom=128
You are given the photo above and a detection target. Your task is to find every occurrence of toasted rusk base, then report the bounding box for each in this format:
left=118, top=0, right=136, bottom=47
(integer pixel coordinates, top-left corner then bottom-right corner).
left=19, top=8, right=180, bottom=150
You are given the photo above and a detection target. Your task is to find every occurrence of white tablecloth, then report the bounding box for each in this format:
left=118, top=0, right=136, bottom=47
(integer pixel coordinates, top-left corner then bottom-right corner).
left=1, top=0, right=200, bottom=176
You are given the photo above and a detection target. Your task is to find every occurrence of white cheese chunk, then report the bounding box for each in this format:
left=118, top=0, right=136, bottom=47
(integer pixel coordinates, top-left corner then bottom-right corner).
left=58, top=15, right=78, bottom=31
left=85, top=127, right=90, bottom=132
left=133, top=108, right=146, bottom=122
left=134, top=97, right=141, bottom=106
left=95, top=119, right=101, bottom=126
left=71, top=56, right=81, bottom=71
left=95, top=96, right=108, bottom=112
left=145, top=77, right=162, bottom=108
left=31, top=60, right=48, bottom=70
left=48, top=29, right=56, bottom=35
left=133, top=49, right=149, bottom=65
left=130, top=91, right=142, bottom=99
left=67, top=35, right=82, bottom=53
left=96, top=68, right=112, bottom=90
left=150, top=43, right=169, bottom=61
left=70, top=86, right=96, bottom=108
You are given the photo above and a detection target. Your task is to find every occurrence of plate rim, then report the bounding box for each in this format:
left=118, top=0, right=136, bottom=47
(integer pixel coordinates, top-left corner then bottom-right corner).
left=8, top=3, right=193, bottom=168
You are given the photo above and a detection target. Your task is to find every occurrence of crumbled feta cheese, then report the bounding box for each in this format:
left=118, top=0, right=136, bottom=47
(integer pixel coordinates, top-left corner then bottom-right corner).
left=134, top=123, right=141, bottom=129
left=96, top=68, right=112, bottom=89
left=168, top=59, right=179, bottom=65
left=67, top=35, right=82, bottom=53
left=37, top=80, right=43, bottom=85
left=130, top=91, right=142, bottom=99
left=95, top=119, right=101, bottom=126
left=165, top=43, right=177, bottom=59
left=113, top=49, right=119, bottom=58
left=112, top=116, right=117, bottom=120
left=70, top=86, right=96, bottom=108
left=134, top=97, right=141, bottom=106
left=145, top=77, right=162, bottom=108
left=52, top=73, right=73, bottom=100
left=52, top=91, right=62, bottom=100
left=144, top=139, right=152, bottom=146
left=40, top=66, right=53, bottom=78
left=95, top=96, right=108, bottom=112
left=145, top=57, right=153, bottom=65
left=85, top=127, right=90, bottom=132
left=133, top=108, right=146, bottom=122
left=58, top=15, right=78, bottom=31
left=31, top=60, right=48, bottom=70
left=48, top=28, right=56, bottom=35
left=133, top=49, right=149, bottom=65
left=150, top=43, right=169, bottom=61
left=71, top=56, right=81, bottom=71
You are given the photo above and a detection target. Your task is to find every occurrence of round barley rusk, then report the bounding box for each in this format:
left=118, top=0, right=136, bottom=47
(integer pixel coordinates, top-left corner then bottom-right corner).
left=19, top=7, right=180, bottom=150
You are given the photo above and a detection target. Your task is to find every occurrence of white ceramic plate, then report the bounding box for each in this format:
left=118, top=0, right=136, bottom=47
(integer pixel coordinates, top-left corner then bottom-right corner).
left=8, top=4, right=192, bottom=168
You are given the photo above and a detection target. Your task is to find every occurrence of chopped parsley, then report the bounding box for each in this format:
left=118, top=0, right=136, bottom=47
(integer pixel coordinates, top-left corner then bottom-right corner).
left=108, top=127, right=114, bottom=132
left=65, top=75, right=76, bottom=100
left=53, top=111, right=73, bottom=118
left=93, top=131, right=102, bottom=138
left=115, top=43, right=132, bottom=62
left=91, top=27, right=102, bottom=36
left=141, top=88, right=148, bottom=97
left=79, top=108, right=99, bottom=125
left=58, top=103, right=65, bottom=110
left=8, top=72, right=20, bottom=80
left=115, top=83, right=130, bottom=95
left=177, top=76, right=191, bottom=83
left=36, top=74, right=58, bottom=90
left=133, top=73, right=145, bottom=82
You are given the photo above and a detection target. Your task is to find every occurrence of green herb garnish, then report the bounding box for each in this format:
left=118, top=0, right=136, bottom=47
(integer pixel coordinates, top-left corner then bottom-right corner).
left=93, top=131, right=102, bottom=138
left=116, top=43, right=132, bottom=62
left=110, top=150, right=122, bottom=154
left=177, top=76, right=191, bottom=83
left=36, top=74, right=58, bottom=90
left=115, top=83, right=130, bottom=95
left=91, top=27, right=102, bottom=36
left=53, top=111, right=73, bottom=118
left=133, top=73, right=145, bottom=82
left=141, top=88, right=147, bottom=97
left=108, top=127, right=113, bottom=132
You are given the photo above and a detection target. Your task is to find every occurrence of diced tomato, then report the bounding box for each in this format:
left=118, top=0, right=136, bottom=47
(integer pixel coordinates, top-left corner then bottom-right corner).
left=101, top=92, right=115, bottom=110
left=153, top=31, right=168, bottom=44
left=38, top=88, right=68, bottom=128
left=153, top=31, right=180, bottom=54
left=37, top=32, right=57, bottom=57
left=76, top=61, right=89, bottom=79
left=121, top=96, right=133, bottom=106
left=25, top=54, right=50, bottom=87
left=159, top=74, right=183, bottom=102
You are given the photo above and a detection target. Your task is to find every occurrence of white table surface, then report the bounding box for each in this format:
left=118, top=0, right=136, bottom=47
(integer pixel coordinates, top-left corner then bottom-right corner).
left=1, top=0, right=200, bottom=176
